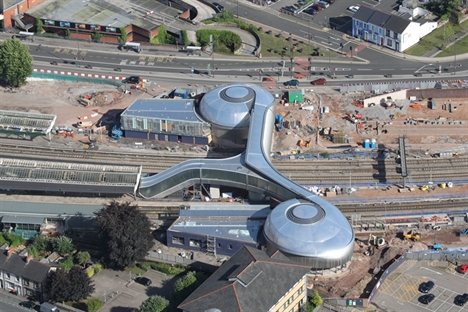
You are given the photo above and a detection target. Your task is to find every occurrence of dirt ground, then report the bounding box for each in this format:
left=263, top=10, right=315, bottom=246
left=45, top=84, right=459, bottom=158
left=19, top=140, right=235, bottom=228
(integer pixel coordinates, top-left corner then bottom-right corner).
left=274, top=87, right=468, bottom=153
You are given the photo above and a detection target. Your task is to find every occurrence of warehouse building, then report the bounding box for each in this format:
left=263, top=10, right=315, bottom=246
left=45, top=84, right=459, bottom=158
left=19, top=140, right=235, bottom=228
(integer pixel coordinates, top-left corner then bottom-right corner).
left=120, top=98, right=211, bottom=145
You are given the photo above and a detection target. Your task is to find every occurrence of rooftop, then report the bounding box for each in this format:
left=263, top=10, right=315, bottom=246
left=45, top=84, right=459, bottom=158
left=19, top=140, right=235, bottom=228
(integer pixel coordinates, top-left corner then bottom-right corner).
left=178, top=246, right=310, bottom=312
left=0, top=109, right=56, bottom=135
left=121, top=98, right=205, bottom=123
left=26, top=0, right=160, bottom=31
left=169, top=204, right=271, bottom=244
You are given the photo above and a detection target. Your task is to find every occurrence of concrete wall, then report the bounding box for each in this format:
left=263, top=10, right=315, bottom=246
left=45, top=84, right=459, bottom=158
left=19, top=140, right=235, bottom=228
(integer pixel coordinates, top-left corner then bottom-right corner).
left=363, top=89, right=408, bottom=107
left=407, top=88, right=468, bottom=99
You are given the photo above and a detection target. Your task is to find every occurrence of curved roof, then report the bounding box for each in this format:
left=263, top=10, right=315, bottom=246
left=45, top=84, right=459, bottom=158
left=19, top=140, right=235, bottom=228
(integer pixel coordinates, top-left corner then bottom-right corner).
left=199, top=85, right=259, bottom=129
left=263, top=198, right=354, bottom=259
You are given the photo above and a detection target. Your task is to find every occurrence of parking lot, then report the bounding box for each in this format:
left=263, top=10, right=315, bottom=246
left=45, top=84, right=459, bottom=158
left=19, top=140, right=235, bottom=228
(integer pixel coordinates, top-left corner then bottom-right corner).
left=371, top=259, right=468, bottom=311
left=271, top=0, right=404, bottom=33
left=91, top=269, right=176, bottom=312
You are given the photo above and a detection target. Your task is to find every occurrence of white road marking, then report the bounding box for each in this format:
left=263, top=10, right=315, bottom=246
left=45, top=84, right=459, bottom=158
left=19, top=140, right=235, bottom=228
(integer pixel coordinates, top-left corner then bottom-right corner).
left=420, top=267, right=442, bottom=275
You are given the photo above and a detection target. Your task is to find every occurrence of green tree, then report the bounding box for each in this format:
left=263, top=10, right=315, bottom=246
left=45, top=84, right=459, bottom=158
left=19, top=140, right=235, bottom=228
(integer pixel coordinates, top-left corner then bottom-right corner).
left=64, top=28, right=71, bottom=38
left=35, top=18, right=43, bottom=34
left=45, top=269, right=71, bottom=302
left=0, top=38, right=33, bottom=87
left=75, top=251, right=91, bottom=266
left=27, top=245, right=39, bottom=258
left=140, top=295, right=169, bottom=312
left=32, top=235, right=50, bottom=252
left=2, top=233, right=25, bottom=247
left=87, top=298, right=104, bottom=312
left=95, top=201, right=153, bottom=270
left=311, top=290, right=323, bottom=307
left=91, top=30, right=102, bottom=41
left=68, top=266, right=95, bottom=301
left=45, top=267, right=94, bottom=302
left=52, top=236, right=75, bottom=256
left=59, top=256, right=74, bottom=271
left=119, top=27, right=127, bottom=43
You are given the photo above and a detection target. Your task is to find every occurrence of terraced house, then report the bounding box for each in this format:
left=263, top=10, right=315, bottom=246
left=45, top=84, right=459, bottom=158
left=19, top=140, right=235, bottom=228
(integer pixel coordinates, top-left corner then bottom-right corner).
left=0, top=245, right=54, bottom=302
left=352, top=6, right=437, bottom=52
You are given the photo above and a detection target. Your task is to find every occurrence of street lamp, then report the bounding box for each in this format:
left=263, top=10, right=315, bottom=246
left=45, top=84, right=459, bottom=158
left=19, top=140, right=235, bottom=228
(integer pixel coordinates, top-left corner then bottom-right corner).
left=237, top=0, right=239, bottom=18
left=328, top=45, right=331, bottom=77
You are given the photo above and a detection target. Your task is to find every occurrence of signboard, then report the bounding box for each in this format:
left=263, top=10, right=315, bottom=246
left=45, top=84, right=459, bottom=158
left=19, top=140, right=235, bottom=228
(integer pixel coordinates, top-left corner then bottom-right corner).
left=106, top=27, right=117, bottom=32
left=59, top=21, right=71, bottom=27
left=90, top=25, right=101, bottom=31
left=44, top=20, right=55, bottom=26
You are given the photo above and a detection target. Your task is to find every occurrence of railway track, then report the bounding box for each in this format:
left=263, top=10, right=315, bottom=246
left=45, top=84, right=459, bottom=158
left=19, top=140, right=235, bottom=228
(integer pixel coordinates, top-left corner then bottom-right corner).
left=1, top=143, right=467, bottom=185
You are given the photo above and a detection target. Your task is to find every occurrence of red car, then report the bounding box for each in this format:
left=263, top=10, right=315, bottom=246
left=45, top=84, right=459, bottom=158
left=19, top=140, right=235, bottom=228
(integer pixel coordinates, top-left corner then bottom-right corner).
left=458, top=264, right=468, bottom=273
left=311, top=78, right=327, bottom=85
left=312, top=4, right=322, bottom=11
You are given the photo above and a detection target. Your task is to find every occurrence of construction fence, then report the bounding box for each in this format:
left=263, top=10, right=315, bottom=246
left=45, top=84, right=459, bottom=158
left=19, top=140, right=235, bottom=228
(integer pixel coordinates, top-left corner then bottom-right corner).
left=30, top=71, right=123, bottom=86
left=340, top=80, right=468, bottom=94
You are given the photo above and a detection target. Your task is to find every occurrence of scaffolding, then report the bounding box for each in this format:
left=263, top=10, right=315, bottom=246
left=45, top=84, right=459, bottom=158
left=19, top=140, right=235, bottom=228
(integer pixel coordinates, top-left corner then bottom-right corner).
left=206, top=235, right=217, bottom=259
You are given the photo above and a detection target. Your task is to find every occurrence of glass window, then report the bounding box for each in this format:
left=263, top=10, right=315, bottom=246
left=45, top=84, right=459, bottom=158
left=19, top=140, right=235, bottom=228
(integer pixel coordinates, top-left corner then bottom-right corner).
left=172, top=236, right=185, bottom=245
left=386, top=29, right=390, bottom=36
left=189, top=239, right=201, bottom=247
left=229, top=244, right=233, bottom=250
left=6, top=273, right=10, bottom=279
left=387, top=38, right=392, bottom=46
left=24, top=279, right=30, bottom=286
left=363, top=23, right=367, bottom=29
left=394, top=32, right=398, bottom=39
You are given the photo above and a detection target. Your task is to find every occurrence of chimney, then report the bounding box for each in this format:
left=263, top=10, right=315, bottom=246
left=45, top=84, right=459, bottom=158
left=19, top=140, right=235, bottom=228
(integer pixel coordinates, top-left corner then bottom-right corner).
left=26, top=254, right=33, bottom=263
left=7, top=247, right=14, bottom=257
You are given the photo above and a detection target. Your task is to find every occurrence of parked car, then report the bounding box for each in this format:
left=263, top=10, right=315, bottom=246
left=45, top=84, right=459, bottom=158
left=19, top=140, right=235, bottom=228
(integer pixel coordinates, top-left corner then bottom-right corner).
left=212, top=2, right=224, bottom=10
left=135, top=276, right=152, bottom=286
left=324, top=0, right=335, bottom=4
left=50, top=61, right=58, bottom=65
left=305, top=8, right=317, bottom=15
left=312, top=4, right=322, bottom=11
left=455, top=293, right=468, bottom=306
left=283, top=6, right=298, bottom=13
left=420, top=294, right=435, bottom=304
left=318, top=1, right=330, bottom=8
left=284, top=79, right=299, bottom=86
left=114, top=68, right=122, bottom=72
left=419, top=281, right=435, bottom=293
left=311, top=78, right=327, bottom=85
left=19, top=301, right=36, bottom=309
left=458, top=264, right=468, bottom=273
left=263, top=77, right=275, bottom=82
left=84, top=65, right=93, bottom=69
left=348, top=5, right=360, bottom=12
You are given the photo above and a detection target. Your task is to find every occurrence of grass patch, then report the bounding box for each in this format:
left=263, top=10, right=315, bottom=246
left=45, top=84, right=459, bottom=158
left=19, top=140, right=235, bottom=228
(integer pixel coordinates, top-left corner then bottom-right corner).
left=436, top=36, right=468, bottom=57
left=125, top=265, right=146, bottom=276
left=405, top=20, right=468, bottom=56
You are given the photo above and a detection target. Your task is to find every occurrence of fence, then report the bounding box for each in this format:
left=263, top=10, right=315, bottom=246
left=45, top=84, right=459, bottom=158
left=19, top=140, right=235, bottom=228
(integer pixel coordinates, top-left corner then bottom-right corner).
left=146, top=250, right=196, bottom=265
left=30, top=71, right=123, bottom=86
left=368, top=253, right=407, bottom=302
left=405, top=249, right=468, bottom=262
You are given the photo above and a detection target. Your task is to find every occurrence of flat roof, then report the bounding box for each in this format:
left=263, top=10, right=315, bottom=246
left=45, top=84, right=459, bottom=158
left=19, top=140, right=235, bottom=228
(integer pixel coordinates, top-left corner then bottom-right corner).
left=121, top=99, right=203, bottom=123
left=0, top=109, right=56, bottom=135
left=1, top=215, right=45, bottom=225
left=170, top=205, right=270, bottom=243
left=0, top=200, right=103, bottom=217
left=24, top=0, right=189, bottom=31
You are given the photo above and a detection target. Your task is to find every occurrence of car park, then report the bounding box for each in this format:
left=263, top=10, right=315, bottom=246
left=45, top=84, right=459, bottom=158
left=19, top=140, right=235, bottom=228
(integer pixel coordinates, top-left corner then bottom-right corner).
left=311, top=78, right=327, bottom=85
left=348, top=5, right=360, bottom=12
left=324, top=0, right=335, bottom=4
left=284, top=79, right=299, bottom=86
left=419, top=280, right=434, bottom=293
left=458, top=264, right=468, bottom=273
left=318, top=1, right=329, bottom=8
left=19, top=301, right=36, bottom=309
left=420, top=294, right=435, bottom=304
left=135, top=276, right=152, bottom=286
left=212, top=2, right=224, bottom=10
left=454, top=293, right=468, bottom=306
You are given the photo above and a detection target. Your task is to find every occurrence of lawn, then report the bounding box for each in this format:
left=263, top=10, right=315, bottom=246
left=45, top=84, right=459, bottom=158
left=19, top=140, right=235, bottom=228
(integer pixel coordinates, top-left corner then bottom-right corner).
left=405, top=19, right=468, bottom=56
left=436, top=35, right=468, bottom=57
left=257, top=30, right=336, bottom=59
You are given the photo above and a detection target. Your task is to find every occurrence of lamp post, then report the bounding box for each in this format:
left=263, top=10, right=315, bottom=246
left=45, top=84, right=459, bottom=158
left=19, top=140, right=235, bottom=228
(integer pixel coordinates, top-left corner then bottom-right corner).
left=328, top=46, right=331, bottom=77
left=237, top=0, right=239, bottom=18
left=288, top=34, right=293, bottom=78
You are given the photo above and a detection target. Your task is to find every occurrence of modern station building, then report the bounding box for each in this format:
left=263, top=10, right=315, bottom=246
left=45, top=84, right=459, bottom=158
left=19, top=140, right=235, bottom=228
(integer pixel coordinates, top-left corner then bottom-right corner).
left=0, top=110, right=56, bottom=140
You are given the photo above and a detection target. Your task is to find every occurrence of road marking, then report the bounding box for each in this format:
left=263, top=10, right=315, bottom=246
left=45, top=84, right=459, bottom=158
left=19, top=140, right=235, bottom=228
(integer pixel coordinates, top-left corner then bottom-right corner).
left=62, top=49, right=70, bottom=54
left=147, top=62, right=155, bottom=66
left=380, top=69, right=394, bottom=71
left=80, top=51, right=88, bottom=56
left=139, top=56, right=146, bottom=61
left=120, top=60, right=128, bottom=65
left=420, top=267, right=442, bottom=275
left=54, top=48, right=61, bottom=53
left=357, top=68, right=372, bottom=71
left=129, top=61, right=136, bottom=65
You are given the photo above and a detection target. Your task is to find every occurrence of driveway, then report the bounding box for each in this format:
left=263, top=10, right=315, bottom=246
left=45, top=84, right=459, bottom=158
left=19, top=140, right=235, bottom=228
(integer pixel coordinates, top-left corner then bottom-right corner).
left=91, top=269, right=177, bottom=312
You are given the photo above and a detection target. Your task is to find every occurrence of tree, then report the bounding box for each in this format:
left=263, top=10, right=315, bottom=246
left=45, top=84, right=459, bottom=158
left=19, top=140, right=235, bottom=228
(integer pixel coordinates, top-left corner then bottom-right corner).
left=52, top=236, right=75, bottom=256
left=172, top=271, right=208, bottom=304
left=119, top=27, right=127, bottom=43
left=76, top=251, right=91, bottom=266
left=67, top=266, right=95, bottom=301
left=311, top=290, right=323, bottom=307
left=91, top=30, right=102, bottom=41
left=87, top=298, right=104, bottom=312
left=140, top=295, right=169, bottom=312
left=64, top=28, right=71, bottom=38
left=35, top=19, right=43, bottom=34
left=32, top=235, right=50, bottom=252
left=45, top=267, right=94, bottom=302
left=59, top=256, right=74, bottom=271
left=0, top=38, right=33, bottom=87
left=45, top=269, right=71, bottom=302
left=95, top=201, right=153, bottom=270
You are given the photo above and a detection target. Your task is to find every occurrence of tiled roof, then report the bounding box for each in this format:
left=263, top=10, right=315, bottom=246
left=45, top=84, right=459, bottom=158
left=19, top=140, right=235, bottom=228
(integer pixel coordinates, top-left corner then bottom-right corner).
left=354, top=6, right=411, bottom=33
left=178, top=246, right=310, bottom=312
left=0, top=248, right=52, bottom=282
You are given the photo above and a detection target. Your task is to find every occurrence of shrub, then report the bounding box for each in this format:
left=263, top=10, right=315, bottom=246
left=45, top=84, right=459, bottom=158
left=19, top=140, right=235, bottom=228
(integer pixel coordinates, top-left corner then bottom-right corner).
left=59, top=256, right=74, bottom=271
left=93, top=263, right=103, bottom=274
left=138, top=262, right=151, bottom=271
left=144, top=262, right=186, bottom=275
left=87, top=297, right=104, bottom=312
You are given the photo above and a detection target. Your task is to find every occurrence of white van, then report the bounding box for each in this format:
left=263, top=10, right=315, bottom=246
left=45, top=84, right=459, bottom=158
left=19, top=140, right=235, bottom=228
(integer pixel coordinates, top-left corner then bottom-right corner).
left=318, top=1, right=330, bottom=8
